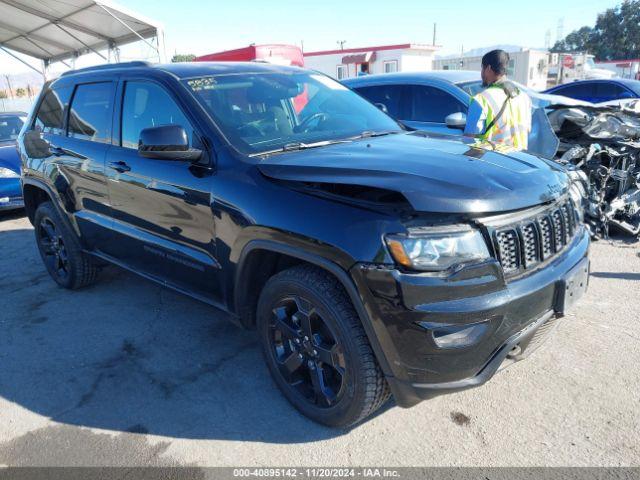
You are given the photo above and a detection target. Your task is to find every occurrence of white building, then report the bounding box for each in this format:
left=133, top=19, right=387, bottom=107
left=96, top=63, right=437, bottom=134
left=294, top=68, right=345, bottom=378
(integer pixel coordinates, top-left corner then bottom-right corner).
left=303, top=43, right=440, bottom=80
left=433, top=49, right=549, bottom=90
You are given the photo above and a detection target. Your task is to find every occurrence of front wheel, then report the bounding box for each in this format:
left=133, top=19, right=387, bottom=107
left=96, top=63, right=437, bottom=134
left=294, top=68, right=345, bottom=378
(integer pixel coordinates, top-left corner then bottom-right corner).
left=257, top=265, right=390, bottom=427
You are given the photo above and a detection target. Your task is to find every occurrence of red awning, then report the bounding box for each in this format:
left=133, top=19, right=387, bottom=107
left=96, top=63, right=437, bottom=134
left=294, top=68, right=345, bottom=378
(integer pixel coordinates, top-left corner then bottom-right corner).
left=341, top=51, right=376, bottom=64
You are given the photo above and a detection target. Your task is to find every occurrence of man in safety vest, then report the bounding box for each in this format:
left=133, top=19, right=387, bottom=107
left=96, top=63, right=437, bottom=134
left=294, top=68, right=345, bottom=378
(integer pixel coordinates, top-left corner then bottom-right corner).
left=464, top=49, right=532, bottom=152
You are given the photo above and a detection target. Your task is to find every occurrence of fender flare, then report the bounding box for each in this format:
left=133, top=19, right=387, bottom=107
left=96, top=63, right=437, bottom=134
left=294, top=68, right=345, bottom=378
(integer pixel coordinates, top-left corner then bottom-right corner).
left=234, top=239, right=394, bottom=377
left=21, top=177, right=71, bottom=226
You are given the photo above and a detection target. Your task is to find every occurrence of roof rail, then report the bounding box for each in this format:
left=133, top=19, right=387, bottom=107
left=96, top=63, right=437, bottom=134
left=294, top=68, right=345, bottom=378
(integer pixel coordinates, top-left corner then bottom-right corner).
left=60, top=61, right=152, bottom=77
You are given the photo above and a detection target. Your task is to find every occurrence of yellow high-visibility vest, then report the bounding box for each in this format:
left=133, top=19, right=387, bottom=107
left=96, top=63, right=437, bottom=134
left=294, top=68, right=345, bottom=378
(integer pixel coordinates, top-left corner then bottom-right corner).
left=472, top=81, right=532, bottom=152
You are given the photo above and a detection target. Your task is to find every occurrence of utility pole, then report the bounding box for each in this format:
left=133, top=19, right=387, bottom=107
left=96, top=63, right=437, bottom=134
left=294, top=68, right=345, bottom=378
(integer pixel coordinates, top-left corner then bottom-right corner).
left=432, top=23, right=437, bottom=46
left=337, top=40, right=346, bottom=50
left=4, top=75, right=13, bottom=99
left=300, top=40, right=304, bottom=53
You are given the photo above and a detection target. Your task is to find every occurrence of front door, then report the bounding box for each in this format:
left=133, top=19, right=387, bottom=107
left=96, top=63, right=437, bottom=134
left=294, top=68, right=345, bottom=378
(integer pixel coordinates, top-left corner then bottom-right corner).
left=103, top=79, right=222, bottom=304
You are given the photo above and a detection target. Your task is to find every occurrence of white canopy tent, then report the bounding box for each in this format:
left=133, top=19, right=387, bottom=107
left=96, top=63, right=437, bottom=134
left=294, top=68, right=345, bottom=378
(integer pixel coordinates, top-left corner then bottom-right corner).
left=0, top=0, right=165, bottom=77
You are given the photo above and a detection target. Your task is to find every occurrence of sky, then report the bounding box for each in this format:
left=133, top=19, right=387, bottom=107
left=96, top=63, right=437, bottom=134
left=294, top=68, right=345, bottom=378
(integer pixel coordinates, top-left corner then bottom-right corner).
left=0, top=0, right=620, bottom=77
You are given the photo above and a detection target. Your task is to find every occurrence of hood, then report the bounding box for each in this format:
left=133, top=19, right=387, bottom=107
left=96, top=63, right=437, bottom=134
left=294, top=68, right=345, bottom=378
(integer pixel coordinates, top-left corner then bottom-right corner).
left=0, top=143, right=20, bottom=173
left=258, top=134, right=569, bottom=214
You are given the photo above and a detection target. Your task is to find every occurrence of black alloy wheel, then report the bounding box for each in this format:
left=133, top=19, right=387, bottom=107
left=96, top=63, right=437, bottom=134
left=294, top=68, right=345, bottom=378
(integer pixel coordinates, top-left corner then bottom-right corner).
left=37, top=216, right=70, bottom=281
left=257, top=265, right=391, bottom=427
left=269, top=295, right=347, bottom=408
left=33, top=201, right=99, bottom=289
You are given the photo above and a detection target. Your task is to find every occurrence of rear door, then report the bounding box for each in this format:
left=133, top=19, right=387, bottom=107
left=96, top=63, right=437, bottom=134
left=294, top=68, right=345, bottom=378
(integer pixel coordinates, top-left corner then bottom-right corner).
left=24, top=81, right=114, bottom=251
left=103, top=78, right=222, bottom=303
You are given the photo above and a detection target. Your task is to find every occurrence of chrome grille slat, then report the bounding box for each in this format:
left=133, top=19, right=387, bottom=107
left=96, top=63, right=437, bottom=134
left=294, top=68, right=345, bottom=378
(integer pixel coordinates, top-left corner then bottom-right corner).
left=491, top=200, right=578, bottom=278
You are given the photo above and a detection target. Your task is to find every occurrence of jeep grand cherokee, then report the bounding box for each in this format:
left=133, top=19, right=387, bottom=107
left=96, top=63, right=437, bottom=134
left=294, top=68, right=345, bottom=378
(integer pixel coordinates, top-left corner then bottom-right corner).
left=18, top=61, right=590, bottom=427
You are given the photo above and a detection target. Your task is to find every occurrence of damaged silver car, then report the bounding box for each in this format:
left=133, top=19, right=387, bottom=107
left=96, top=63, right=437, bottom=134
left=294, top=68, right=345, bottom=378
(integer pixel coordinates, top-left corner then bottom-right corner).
left=550, top=100, right=640, bottom=238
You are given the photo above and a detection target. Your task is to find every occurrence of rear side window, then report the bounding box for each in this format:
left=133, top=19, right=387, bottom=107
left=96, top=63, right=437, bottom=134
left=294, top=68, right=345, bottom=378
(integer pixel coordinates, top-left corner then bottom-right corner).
left=355, top=85, right=405, bottom=119
left=121, top=81, right=193, bottom=149
left=34, top=87, right=72, bottom=135
left=68, top=82, right=115, bottom=143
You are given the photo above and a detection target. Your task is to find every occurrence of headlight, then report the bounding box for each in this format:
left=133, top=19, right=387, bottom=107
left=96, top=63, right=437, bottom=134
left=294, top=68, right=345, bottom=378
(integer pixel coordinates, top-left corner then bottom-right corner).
left=0, top=167, right=19, bottom=179
left=386, top=229, right=490, bottom=271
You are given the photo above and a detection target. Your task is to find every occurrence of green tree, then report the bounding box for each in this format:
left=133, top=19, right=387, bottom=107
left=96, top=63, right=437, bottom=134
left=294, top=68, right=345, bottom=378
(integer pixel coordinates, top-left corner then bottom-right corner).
left=171, top=53, right=196, bottom=63
left=550, top=0, right=640, bottom=60
left=0, top=90, right=7, bottom=99
left=15, top=87, right=26, bottom=98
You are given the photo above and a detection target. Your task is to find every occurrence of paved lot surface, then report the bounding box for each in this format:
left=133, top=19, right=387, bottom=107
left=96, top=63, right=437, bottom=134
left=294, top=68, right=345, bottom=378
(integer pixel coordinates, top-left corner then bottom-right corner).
left=0, top=210, right=639, bottom=467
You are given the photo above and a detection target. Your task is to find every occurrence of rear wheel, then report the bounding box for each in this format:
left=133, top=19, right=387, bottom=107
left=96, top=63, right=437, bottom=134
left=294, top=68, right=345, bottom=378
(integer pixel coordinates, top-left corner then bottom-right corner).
left=257, top=264, right=390, bottom=427
left=34, top=201, right=99, bottom=289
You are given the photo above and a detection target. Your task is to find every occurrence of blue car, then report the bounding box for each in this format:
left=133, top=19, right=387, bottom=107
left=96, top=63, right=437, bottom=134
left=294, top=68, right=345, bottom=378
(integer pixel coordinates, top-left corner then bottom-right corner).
left=0, top=111, right=27, bottom=211
left=344, top=71, right=588, bottom=158
left=543, top=79, right=640, bottom=104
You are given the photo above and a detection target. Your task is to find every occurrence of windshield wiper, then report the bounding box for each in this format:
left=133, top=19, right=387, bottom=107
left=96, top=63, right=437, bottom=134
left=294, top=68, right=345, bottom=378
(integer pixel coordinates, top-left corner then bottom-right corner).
left=282, top=139, right=353, bottom=151
left=254, top=139, right=353, bottom=156
left=353, top=130, right=402, bottom=139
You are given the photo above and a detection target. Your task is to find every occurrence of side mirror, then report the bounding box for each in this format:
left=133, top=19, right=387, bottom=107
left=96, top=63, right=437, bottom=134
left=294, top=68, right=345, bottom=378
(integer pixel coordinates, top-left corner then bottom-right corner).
left=445, top=112, right=467, bottom=130
left=374, top=102, right=389, bottom=114
left=138, top=125, right=202, bottom=161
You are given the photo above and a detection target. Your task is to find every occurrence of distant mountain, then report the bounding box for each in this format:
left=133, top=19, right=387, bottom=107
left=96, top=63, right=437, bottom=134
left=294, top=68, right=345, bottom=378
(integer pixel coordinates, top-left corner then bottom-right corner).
left=0, top=71, right=44, bottom=91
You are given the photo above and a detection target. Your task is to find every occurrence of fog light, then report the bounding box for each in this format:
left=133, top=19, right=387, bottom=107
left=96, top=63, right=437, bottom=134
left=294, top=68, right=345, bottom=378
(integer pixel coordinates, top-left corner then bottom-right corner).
left=0, top=197, right=9, bottom=204
left=418, top=321, right=489, bottom=349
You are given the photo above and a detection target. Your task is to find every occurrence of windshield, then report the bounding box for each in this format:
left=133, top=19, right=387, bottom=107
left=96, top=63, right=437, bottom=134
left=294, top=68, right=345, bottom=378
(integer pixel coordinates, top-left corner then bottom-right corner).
left=184, top=71, right=402, bottom=155
left=0, top=114, right=26, bottom=143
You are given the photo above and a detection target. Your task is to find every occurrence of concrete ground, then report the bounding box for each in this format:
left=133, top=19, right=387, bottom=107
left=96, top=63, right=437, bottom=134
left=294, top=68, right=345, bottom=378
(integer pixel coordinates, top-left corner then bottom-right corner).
left=0, top=210, right=638, bottom=467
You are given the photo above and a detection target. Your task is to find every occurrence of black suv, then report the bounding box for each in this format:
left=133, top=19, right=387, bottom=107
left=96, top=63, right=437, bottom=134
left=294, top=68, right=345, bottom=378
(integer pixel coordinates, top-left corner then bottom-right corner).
left=19, top=61, right=590, bottom=427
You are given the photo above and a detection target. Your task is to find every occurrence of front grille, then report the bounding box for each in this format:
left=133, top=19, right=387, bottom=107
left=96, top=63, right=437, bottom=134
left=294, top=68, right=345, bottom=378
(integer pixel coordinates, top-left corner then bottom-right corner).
left=490, top=200, right=578, bottom=278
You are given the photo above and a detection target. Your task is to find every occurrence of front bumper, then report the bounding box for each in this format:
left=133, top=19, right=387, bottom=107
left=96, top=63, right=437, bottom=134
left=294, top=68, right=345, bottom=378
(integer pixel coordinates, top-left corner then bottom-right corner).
left=350, top=226, right=590, bottom=407
left=0, top=178, right=23, bottom=211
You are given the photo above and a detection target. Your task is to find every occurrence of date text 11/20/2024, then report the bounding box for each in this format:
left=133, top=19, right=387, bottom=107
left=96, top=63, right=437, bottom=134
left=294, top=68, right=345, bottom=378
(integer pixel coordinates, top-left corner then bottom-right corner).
left=232, top=468, right=401, bottom=478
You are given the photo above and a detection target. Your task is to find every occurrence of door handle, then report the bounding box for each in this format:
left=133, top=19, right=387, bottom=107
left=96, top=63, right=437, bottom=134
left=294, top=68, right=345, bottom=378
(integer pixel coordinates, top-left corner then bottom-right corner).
left=108, top=161, right=131, bottom=173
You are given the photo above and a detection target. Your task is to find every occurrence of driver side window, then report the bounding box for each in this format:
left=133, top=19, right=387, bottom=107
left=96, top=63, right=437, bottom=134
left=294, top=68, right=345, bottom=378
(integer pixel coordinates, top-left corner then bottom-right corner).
left=121, top=81, right=193, bottom=149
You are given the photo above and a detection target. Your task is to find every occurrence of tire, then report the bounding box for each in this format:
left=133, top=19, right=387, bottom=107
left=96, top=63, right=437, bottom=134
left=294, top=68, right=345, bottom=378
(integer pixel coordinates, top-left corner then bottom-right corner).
left=33, top=201, right=99, bottom=289
left=257, top=264, right=390, bottom=427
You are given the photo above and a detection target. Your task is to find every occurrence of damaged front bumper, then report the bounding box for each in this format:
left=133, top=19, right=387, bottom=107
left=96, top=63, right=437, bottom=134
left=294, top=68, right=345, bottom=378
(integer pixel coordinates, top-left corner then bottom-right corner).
left=349, top=227, right=590, bottom=408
